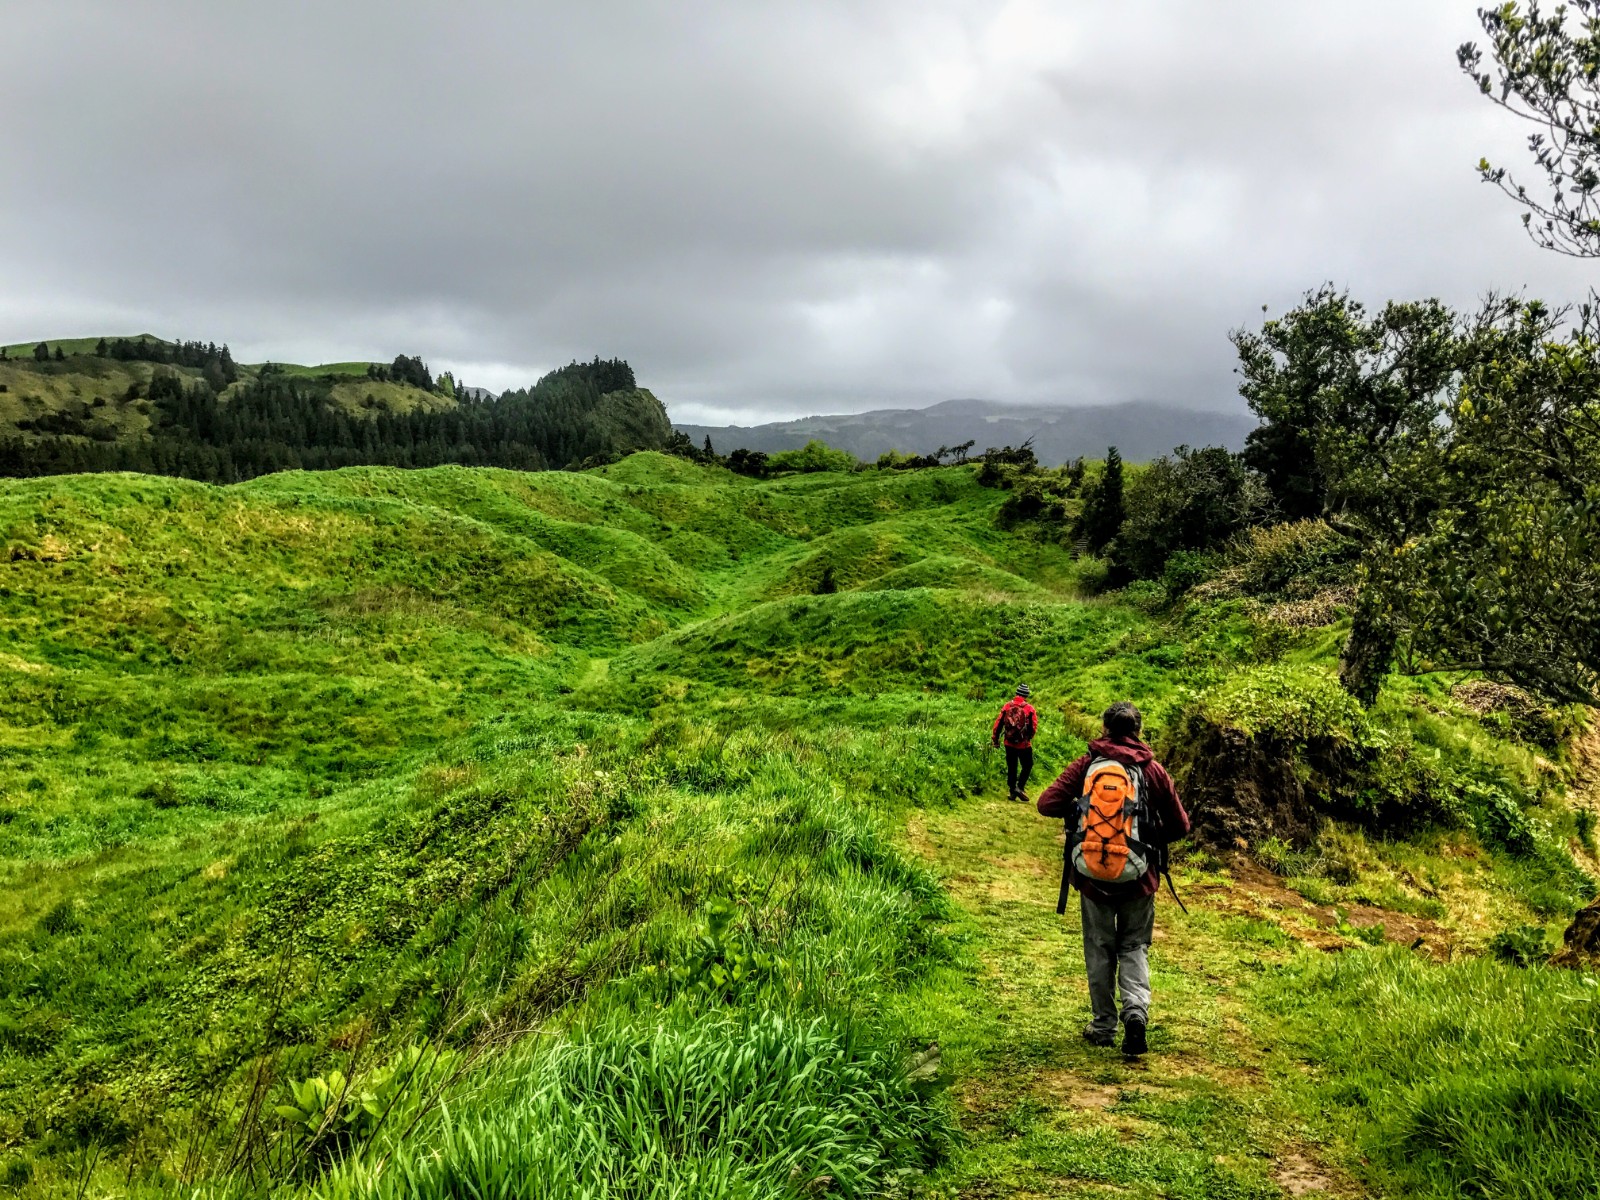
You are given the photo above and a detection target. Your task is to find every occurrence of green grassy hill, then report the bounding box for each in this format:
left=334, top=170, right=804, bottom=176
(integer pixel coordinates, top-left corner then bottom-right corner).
left=0, top=342, right=445, bottom=439
left=2, top=455, right=1596, bottom=1198
left=0, top=343, right=673, bottom=481
left=1, top=335, right=168, bottom=358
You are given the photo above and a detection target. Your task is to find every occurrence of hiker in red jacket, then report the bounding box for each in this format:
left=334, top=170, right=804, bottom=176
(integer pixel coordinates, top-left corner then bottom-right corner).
left=991, top=685, right=1038, bottom=802
left=1036, top=701, right=1190, bottom=1057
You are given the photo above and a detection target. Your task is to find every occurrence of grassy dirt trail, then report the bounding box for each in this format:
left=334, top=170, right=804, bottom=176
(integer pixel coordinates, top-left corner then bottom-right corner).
left=904, top=793, right=1366, bottom=1200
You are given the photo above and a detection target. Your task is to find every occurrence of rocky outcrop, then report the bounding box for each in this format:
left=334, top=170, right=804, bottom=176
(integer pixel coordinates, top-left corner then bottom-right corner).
left=1552, top=896, right=1600, bottom=968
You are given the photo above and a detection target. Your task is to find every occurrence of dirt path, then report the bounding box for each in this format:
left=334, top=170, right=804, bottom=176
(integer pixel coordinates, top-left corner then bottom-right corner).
left=906, top=796, right=1366, bottom=1199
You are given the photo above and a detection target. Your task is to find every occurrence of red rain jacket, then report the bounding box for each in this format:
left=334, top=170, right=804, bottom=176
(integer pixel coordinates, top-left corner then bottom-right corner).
left=991, top=698, right=1038, bottom=749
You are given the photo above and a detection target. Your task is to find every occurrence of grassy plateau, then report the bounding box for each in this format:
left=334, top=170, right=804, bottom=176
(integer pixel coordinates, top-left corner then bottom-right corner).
left=2, top=454, right=1596, bottom=1198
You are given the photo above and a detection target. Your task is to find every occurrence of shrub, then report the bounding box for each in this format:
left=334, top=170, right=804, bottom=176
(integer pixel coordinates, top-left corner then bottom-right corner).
left=1161, top=665, right=1448, bottom=847
left=766, top=440, right=857, bottom=474
left=1488, top=924, right=1553, bottom=967
left=1159, top=550, right=1219, bottom=600
left=1225, top=519, right=1357, bottom=598
left=1110, top=446, right=1272, bottom=581
left=996, top=467, right=1076, bottom=531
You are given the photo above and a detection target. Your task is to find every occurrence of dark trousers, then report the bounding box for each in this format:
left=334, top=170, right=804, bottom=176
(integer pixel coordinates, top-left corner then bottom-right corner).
left=1005, top=746, right=1033, bottom=795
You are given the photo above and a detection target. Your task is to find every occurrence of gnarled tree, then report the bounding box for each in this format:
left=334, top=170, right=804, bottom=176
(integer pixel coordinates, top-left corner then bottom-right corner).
left=1233, top=289, right=1458, bottom=703
left=1387, top=299, right=1600, bottom=706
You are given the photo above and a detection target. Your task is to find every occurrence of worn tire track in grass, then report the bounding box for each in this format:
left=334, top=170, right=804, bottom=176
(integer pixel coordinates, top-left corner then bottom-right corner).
left=903, top=795, right=1363, bottom=1200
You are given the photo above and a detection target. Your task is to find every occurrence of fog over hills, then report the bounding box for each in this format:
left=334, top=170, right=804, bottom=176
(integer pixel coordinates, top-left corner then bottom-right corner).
left=675, top=399, right=1257, bottom=465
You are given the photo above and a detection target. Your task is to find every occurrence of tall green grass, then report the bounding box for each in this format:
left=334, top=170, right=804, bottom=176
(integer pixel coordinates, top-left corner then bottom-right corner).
left=1264, top=948, right=1600, bottom=1199
left=322, top=1008, right=946, bottom=1200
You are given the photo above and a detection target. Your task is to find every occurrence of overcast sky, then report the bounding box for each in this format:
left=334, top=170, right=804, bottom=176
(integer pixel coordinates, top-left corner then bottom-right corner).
left=2, top=2, right=1594, bottom=424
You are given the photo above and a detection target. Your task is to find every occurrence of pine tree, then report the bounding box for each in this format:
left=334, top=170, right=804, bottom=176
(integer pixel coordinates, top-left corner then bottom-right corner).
left=1079, top=446, right=1125, bottom=555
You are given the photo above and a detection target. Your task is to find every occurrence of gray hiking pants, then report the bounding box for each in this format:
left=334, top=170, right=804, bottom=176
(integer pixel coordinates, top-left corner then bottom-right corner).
left=1081, top=890, right=1155, bottom=1034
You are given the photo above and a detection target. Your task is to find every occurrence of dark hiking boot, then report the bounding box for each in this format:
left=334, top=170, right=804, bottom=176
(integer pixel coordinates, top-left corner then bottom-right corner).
left=1081, top=1027, right=1115, bottom=1048
left=1121, top=1018, right=1148, bottom=1057
left=1015, top=790, right=1030, bottom=804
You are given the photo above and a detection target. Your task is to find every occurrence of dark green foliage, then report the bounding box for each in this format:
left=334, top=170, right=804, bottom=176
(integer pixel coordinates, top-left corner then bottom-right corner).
left=1233, top=289, right=1458, bottom=701
left=1076, top=446, right=1123, bottom=554
left=1385, top=301, right=1600, bottom=705
left=1111, top=446, right=1271, bottom=581
left=98, top=335, right=238, bottom=383
left=387, top=354, right=433, bottom=391
left=1223, top=519, right=1356, bottom=599
left=32, top=342, right=48, bottom=363
left=875, top=440, right=976, bottom=471
left=1157, top=550, right=1219, bottom=599
left=1488, top=923, right=1553, bottom=966
left=725, top=447, right=769, bottom=477
left=528, top=356, right=636, bottom=395
left=662, top=429, right=726, bottom=468
left=1233, top=288, right=1456, bottom=543
left=993, top=459, right=1082, bottom=533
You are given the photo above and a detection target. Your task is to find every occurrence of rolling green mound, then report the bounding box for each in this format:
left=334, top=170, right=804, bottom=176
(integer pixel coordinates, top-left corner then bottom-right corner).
left=2, top=455, right=1596, bottom=1198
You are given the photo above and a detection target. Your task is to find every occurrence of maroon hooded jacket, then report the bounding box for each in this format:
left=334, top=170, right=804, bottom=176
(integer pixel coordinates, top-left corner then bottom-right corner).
left=1036, top=735, right=1191, bottom=901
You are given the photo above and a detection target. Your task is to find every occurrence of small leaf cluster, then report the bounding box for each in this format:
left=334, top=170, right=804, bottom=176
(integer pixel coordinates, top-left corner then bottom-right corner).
left=274, top=1043, right=463, bottom=1145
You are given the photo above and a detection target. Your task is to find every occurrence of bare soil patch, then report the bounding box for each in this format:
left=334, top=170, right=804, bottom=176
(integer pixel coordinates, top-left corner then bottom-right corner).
left=1274, top=1150, right=1342, bottom=1197
left=1200, top=853, right=1457, bottom=958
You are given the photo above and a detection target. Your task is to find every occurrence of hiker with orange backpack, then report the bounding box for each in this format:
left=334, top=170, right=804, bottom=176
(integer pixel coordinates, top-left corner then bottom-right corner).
left=990, top=685, right=1039, bottom=802
left=1036, top=701, right=1190, bottom=1057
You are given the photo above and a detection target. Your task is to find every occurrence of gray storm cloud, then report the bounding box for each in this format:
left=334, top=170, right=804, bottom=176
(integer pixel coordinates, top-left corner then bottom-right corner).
left=2, top=1, right=1593, bottom=423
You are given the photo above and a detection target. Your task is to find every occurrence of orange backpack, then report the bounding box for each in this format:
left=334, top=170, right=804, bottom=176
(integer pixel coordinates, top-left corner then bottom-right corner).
left=1070, top=758, right=1149, bottom=885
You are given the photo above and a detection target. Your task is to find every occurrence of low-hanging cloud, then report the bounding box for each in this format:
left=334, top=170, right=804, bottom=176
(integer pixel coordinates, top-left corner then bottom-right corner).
left=2, top=1, right=1593, bottom=423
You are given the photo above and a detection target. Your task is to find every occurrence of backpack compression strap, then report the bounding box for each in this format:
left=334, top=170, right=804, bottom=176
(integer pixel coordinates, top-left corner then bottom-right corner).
left=1057, top=824, right=1074, bottom=915
left=1057, top=794, right=1087, bottom=915
left=1154, top=844, right=1190, bottom=914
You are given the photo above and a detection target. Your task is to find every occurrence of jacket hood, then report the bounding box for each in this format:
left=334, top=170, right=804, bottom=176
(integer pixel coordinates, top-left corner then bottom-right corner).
left=1088, top=736, right=1153, bottom=767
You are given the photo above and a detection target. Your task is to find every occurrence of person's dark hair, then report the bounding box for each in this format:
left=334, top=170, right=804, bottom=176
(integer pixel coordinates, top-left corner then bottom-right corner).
left=1102, top=700, right=1143, bottom=740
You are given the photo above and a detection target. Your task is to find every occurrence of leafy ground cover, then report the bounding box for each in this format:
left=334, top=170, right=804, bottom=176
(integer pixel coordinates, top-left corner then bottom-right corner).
left=2, top=454, right=1595, bottom=1197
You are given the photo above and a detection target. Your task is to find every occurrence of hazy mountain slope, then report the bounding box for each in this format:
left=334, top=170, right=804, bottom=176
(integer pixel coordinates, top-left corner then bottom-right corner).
left=677, top=397, right=1258, bottom=463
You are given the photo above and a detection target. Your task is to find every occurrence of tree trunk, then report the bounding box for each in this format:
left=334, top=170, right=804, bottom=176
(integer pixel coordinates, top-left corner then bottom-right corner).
left=1338, top=592, right=1397, bottom=707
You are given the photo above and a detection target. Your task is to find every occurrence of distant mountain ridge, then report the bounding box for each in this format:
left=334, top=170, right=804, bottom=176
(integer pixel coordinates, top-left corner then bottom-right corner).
left=675, top=398, right=1257, bottom=465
